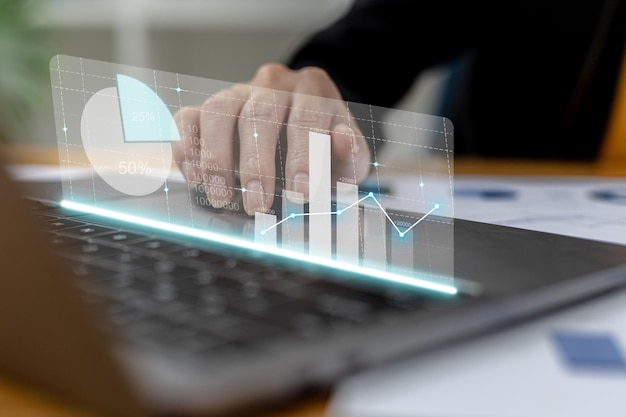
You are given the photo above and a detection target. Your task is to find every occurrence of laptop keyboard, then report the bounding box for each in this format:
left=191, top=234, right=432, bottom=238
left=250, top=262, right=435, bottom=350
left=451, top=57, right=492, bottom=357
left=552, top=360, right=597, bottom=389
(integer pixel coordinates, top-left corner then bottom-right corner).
left=30, top=200, right=466, bottom=362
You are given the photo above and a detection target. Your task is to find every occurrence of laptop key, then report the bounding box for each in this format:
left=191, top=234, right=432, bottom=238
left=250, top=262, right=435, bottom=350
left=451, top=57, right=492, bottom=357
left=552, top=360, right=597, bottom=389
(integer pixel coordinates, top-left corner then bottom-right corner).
left=207, top=317, right=289, bottom=344
left=169, top=247, right=240, bottom=268
left=314, top=293, right=374, bottom=323
left=130, top=239, right=183, bottom=252
left=93, top=231, right=149, bottom=244
left=183, top=272, right=244, bottom=293
left=101, top=252, right=158, bottom=268
left=193, top=342, right=259, bottom=362
left=42, top=218, right=86, bottom=231
left=102, top=285, right=144, bottom=302
left=57, top=242, right=121, bottom=262
left=240, top=267, right=312, bottom=291
left=57, top=224, right=117, bottom=238
left=136, top=261, right=200, bottom=278
left=166, top=302, right=291, bottom=345
left=283, top=282, right=395, bottom=313
left=141, top=326, right=226, bottom=354
left=261, top=301, right=353, bottom=339
left=107, top=303, right=153, bottom=327
left=90, top=257, right=143, bottom=274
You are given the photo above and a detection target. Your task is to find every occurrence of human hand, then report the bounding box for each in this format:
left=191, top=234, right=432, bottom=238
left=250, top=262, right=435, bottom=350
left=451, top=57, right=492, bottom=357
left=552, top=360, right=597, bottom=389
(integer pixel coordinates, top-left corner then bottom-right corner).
left=173, top=64, right=371, bottom=215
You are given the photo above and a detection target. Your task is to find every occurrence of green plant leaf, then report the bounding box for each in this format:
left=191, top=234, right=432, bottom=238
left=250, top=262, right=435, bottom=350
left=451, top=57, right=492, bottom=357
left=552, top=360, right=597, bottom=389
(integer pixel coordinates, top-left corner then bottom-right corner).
left=0, top=0, right=52, bottom=142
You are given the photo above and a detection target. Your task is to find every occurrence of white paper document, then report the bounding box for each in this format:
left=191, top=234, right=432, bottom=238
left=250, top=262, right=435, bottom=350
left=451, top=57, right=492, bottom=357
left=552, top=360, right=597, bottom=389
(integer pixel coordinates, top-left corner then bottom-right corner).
left=330, top=174, right=626, bottom=417
left=329, top=285, right=626, bottom=417
left=384, top=174, right=626, bottom=246
left=453, top=175, right=626, bottom=246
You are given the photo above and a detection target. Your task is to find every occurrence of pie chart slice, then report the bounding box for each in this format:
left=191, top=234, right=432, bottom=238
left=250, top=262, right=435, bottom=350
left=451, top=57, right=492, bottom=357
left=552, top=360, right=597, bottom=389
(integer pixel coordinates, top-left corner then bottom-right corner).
left=80, top=84, right=175, bottom=197
left=116, top=73, right=181, bottom=143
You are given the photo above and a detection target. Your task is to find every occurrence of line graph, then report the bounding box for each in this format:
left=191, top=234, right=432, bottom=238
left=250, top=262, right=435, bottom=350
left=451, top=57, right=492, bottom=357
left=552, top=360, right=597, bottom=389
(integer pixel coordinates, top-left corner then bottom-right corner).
left=261, top=192, right=439, bottom=237
left=253, top=131, right=447, bottom=275
left=51, top=54, right=455, bottom=292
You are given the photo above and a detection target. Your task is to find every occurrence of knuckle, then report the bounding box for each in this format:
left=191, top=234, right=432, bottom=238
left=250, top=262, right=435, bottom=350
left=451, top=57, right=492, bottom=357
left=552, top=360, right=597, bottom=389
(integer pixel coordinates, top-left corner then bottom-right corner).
left=299, top=66, right=331, bottom=83
left=297, top=67, right=341, bottom=99
left=287, top=146, right=309, bottom=169
left=173, top=106, right=197, bottom=124
left=290, top=107, right=324, bottom=127
left=240, top=146, right=274, bottom=171
left=239, top=101, right=257, bottom=121
left=202, top=88, right=241, bottom=116
left=241, top=99, right=275, bottom=122
left=254, top=63, right=288, bottom=84
left=201, top=95, right=224, bottom=114
left=239, top=156, right=263, bottom=178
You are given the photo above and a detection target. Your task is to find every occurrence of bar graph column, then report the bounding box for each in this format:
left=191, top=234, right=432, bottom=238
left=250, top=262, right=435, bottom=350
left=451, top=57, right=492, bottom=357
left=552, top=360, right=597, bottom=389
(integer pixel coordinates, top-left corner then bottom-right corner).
left=281, top=189, right=304, bottom=253
left=255, top=212, right=277, bottom=247
left=308, top=131, right=331, bottom=258
left=390, top=226, right=414, bottom=274
left=336, top=181, right=359, bottom=263
left=362, top=204, right=386, bottom=269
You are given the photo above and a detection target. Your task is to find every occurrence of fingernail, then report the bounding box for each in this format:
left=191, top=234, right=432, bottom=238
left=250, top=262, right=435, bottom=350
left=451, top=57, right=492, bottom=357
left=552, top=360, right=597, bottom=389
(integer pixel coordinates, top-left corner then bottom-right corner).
left=293, top=172, right=309, bottom=197
left=244, top=180, right=265, bottom=214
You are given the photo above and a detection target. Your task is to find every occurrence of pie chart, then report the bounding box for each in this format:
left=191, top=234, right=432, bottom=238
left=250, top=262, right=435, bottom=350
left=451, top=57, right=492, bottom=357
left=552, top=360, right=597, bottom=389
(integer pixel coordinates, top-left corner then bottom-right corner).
left=80, top=74, right=181, bottom=196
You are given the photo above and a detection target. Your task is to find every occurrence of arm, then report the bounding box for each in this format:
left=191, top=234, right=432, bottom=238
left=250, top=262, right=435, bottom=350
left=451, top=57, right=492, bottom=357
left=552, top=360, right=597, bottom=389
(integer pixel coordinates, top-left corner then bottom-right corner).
left=173, top=0, right=488, bottom=215
left=287, top=0, right=485, bottom=108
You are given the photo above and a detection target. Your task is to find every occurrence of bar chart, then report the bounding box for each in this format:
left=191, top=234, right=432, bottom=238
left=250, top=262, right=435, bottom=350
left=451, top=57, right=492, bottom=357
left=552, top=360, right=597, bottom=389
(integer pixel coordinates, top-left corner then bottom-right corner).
left=255, top=131, right=442, bottom=276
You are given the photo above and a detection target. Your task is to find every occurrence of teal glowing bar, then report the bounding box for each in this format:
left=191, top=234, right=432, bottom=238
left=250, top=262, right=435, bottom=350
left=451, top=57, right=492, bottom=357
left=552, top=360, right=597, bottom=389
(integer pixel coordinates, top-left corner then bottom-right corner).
left=255, top=212, right=277, bottom=247
left=362, top=204, right=386, bottom=269
left=336, top=181, right=359, bottom=263
left=60, top=199, right=457, bottom=295
left=390, top=227, right=414, bottom=274
left=282, top=190, right=304, bottom=253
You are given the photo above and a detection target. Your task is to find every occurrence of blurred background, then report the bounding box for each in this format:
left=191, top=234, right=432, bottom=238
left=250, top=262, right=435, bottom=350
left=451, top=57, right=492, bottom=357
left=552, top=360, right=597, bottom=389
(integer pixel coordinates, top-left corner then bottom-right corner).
left=0, top=0, right=451, bottom=157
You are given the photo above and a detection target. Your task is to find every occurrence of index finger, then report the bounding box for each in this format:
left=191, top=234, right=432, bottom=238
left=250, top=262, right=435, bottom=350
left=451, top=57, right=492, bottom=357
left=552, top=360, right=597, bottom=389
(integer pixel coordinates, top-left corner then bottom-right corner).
left=237, top=84, right=288, bottom=215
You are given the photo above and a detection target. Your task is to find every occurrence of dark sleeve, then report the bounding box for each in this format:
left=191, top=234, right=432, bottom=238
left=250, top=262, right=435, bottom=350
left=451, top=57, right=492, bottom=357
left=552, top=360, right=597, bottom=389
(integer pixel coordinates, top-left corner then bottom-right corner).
left=287, top=0, right=488, bottom=109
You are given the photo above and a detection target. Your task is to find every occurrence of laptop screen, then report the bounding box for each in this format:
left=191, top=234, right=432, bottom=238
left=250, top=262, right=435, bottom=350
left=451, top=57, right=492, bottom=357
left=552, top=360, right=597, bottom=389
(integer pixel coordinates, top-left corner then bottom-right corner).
left=49, top=54, right=456, bottom=296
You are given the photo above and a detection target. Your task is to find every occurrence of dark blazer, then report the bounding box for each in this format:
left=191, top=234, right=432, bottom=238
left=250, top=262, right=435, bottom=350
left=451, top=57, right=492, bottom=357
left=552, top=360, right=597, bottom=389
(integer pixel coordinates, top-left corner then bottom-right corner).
left=288, top=0, right=626, bottom=159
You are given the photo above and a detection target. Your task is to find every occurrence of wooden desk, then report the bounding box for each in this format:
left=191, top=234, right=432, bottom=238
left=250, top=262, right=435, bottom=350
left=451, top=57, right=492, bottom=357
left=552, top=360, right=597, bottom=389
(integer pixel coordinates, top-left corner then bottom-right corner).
left=1, top=144, right=625, bottom=417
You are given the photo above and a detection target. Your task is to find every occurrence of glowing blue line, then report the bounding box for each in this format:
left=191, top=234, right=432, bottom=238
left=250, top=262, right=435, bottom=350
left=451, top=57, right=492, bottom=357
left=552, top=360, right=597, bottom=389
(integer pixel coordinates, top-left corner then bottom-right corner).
left=272, top=215, right=294, bottom=229
left=60, top=200, right=457, bottom=295
left=402, top=204, right=439, bottom=235
left=368, top=195, right=404, bottom=235
left=341, top=194, right=371, bottom=212
left=262, top=192, right=439, bottom=237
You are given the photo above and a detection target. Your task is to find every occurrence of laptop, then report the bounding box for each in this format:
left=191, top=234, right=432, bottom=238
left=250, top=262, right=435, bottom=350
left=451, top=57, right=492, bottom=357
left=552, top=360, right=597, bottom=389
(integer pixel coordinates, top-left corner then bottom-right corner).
left=1, top=54, right=626, bottom=417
